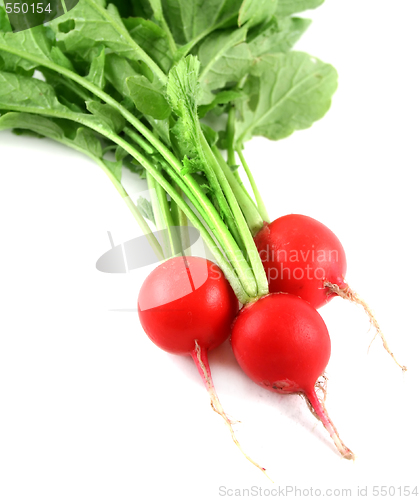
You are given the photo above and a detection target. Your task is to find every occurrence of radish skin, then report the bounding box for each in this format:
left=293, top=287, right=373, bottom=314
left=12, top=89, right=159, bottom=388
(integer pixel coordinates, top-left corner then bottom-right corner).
left=231, top=293, right=355, bottom=460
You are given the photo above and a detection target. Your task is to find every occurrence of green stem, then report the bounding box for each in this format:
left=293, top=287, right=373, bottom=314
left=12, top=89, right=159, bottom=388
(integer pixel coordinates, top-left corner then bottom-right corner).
left=158, top=160, right=252, bottom=283
left=155, top=178, right=182, bottom=258
left=237, top=149, right=270, bottom=224
left=193, top=125, right=246, bottom=257
left=146, top=171, right=165, bottom=231
left=226, top=105, right=256, bottom=204
left=124, top=126, right=155, bottom=155
left=226, top=105, right=236, bottom=167
left=198, top=129, right=268, bottom=297
left=170, top=185, right=180, bottom=227
left=212, top=146, right=263, bottom=235
left=173, top=184, right=191, bottom=257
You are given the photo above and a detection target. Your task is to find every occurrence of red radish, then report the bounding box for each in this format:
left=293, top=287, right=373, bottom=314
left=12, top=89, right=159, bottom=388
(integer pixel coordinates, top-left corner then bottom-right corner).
left=231, top=292, right=354, bottom=460
left=138, top=256, right=266, bottom=474
left=254, top=214, right=406, bottom=371
left=254, top=215, right=346, bottom=309
left=231, top=293, right=354, bottom=459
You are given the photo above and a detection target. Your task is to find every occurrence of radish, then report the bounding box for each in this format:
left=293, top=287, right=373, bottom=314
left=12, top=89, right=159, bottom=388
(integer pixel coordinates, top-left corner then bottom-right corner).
left=254, top=214, right=406, bottom=371
left=231, top=292, right=355, bottom=460
left=138, top=255, right=266, bottom=474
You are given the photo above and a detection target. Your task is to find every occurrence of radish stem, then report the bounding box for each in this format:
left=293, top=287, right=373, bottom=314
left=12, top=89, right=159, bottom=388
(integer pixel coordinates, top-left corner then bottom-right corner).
left=236, top=149, right=270, bottom=224
left=211, top=146, right=263, bottom=235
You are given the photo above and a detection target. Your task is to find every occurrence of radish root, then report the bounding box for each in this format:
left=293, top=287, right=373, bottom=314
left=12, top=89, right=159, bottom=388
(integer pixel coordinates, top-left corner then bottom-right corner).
left=305, top=388, right=355, bottom=461
left=325, top=282, right=407, bottom=372
left=191, top=341, right=270, bottom=479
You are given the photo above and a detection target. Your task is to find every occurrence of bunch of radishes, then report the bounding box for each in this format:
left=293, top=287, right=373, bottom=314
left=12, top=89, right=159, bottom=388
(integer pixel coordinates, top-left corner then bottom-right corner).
left=0, top=0, right=406, bottom=475
left=138, top=210, right=405, bottom=473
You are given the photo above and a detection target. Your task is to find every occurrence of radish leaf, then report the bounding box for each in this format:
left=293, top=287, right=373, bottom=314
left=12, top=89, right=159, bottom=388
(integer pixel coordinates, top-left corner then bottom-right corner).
left=160, top=0, right=242, bottom=45
left=235, top=52, right=338, bottom=144
left=127, top=75, right=171, bottom=119
left=238, top=0, right=277, bottom=28
left=276, top=0, right=324, bottom=17
left=0, top=112, right=64, bottom=140
left=137, top=196, right=156, bottom=224
left=86, top=46, right=106, bottom=89
left=247, top=16, right=311, bottom=56
left=124, top=17, right=173, bottom=73
left=197, top=27, right=252, bottom=104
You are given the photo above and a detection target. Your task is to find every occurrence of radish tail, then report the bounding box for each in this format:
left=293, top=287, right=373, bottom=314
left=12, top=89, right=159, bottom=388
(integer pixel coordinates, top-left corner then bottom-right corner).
left=305, top=387, right=355, bottom=461
left=325, top=282, right=407, bottom=372
left=191, top=341, right=270, bottom=478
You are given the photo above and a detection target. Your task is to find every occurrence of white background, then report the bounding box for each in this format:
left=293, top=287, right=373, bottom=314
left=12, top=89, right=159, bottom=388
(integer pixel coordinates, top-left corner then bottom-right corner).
left=1, top=0, right=419, bottom=498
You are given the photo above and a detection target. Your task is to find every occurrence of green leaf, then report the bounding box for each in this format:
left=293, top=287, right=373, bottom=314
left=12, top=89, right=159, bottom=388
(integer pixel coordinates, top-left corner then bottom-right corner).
left=0, top=112, right=65, bottom=139
left=167, top=55, right=200, bottom=116
left=102, top=158, right=123, bottom=181
left=0, top=69, right=74, bottom=115
left=72, top=126, right=103, bottom=158
left=198, top=89, right=245, bottom=117
left=124, top=17, right=173, bottom=73
left=0, top=109, right=122, bottom=182
left=201, top=123, right=218, bottom=148
left=137, top=195, right=155, bottom=224
left=0, top=5, right=12, bottom=32
left=235, top=52, right=338, bottom=144
left=146, top=115, right=171, bottom=146
left=126, top=75, right=171, bottom=119
left=50, top=46, right=75, bottom=72
left=50, top=0, right=131, bottom=60
left=0, top=111, right=104, bottom=164
left=276, top=0, right=324, bottom=17
left=49, top=0, right=167, bottom=83
left=86, top=100, right=126, bottom=133
left=115, top=144, right=128, bottom=161
left=238, top=0, right=277, bottom=28
left=248, top=16, right=311, bottom=56
left=41, top=68, right=92, bottom=109
left=167, top=56, right=203, bottom=171
left=104, top=53, right=145, bottom=98
left=180, top=154, right=202, bottom=175
left=197, top=27, right=252, bottom=104
left=0, top=25, right=53, bottom=61
left=124, top=157, right=146, bottom=177
left=86, top=46, right=106, bottom=89
left=161, top=0, right=242, bottom=45
left=0, top=25, right=53, bottom=75
left=0, top=71, right=115, bottom=138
